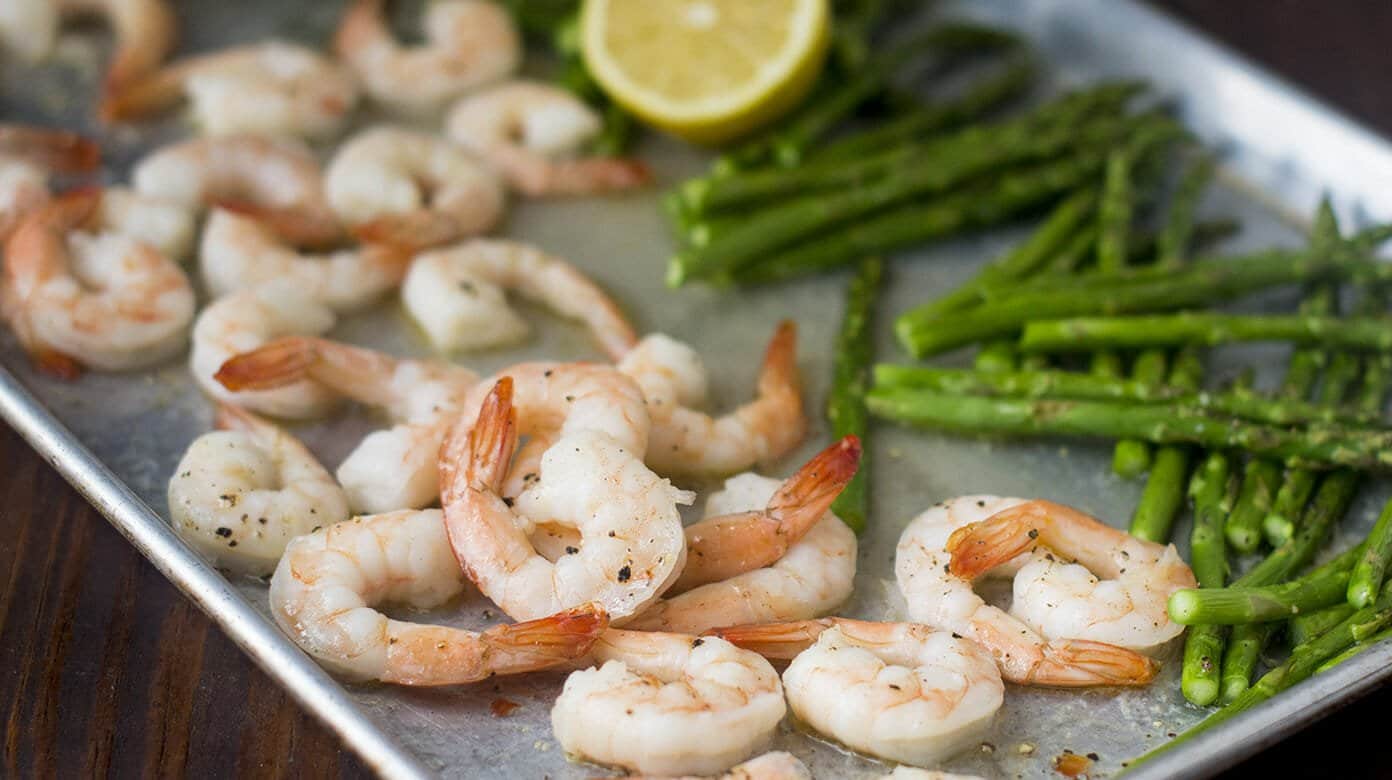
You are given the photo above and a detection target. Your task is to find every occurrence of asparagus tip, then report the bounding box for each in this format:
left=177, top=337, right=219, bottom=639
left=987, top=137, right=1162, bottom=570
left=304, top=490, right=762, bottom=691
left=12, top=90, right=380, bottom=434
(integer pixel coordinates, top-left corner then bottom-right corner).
left=1347, top=583, right=1376, bottom=610
left=665, top=257, right=689, bottom=288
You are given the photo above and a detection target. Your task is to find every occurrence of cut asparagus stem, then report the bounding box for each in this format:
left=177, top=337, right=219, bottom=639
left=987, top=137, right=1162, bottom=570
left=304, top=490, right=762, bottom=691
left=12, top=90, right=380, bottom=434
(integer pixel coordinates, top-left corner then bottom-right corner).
left=1017, top=311, right=1392, bottom=354
left=973, top=340, right=1019, bottom=372
left=827, top=257, right=883, bottom=534
left=1169, top=566, right=1352, bottom=625
left=1348, top=498, right=1392, bottom=608
left=1127, top=348, right=1202, bottom=542
left=1180, top=450, right=1234, bottom=705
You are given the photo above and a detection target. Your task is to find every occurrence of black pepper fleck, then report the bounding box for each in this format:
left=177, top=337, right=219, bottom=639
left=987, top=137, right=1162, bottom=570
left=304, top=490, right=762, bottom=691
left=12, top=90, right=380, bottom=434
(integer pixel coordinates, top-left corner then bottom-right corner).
left=616, top=565, right=632, bottom=582
left=215, top=527, right=232, bottom=537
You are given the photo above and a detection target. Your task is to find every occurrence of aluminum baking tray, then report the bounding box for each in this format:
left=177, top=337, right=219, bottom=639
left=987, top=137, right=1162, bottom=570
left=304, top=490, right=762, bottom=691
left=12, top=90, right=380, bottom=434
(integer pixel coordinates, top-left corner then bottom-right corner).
left=4, top=1, right=1392, bottom=778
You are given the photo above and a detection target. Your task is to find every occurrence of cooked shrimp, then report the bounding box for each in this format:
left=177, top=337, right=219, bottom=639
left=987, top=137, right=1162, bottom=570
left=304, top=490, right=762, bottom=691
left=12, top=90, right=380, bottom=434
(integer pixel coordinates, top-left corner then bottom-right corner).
left=199, top=209, right=410, bottom=313
left=895, top=496, right=1159, bottom=687
left=324, top=126, right=505, bottom=250
left=334, top=0, right=519, bottom=116
left=0, top=125, right=100, bottom=241
left=879, top=770, right=984, bottom=780
left=214, top=335, right=477, bottom=514
left=618, top=324, right=806, bottom=477
left=440, top=377, right=688, bottom=621
left=95, top=186, right=196, bottom=260
left=401, top=239, right=636, bottom=359
left=189, top=283, right=339, bottom=419
left=168, top=405, right=350, bottom=577
left=102, top=41, right=358, bottom=139
left=0, top=0, right=173, bottom=89
left=625, top=472, right=856, bottom=635
left=1, top=189, right=193, bottom=378
left=947, top=499, right=1196, bottom=654
left=132, top=135, right=342, bottom=248
left=0, top=0, right=57, bottom=63
left=269, top=507, right=609, bottom=684
left=445, top=80, right=650, bottom=196
left=625, top=752, right=812, bottom=780
left=551, top=630, right=786, bottom=776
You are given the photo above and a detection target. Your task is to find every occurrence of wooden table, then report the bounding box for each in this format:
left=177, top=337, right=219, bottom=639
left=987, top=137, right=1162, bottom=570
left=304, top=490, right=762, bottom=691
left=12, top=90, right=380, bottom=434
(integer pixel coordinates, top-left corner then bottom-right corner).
left=5, top=2, right=1392, bottom=777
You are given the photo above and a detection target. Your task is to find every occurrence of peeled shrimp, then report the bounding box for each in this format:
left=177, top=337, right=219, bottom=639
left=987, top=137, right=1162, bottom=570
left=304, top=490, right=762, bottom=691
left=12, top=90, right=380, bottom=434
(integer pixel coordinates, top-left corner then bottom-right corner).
left=189, top=283, right=339, bottom=419
left=0, top=125, right=100, bottom=241
left=895, top=496, right=1159, bottom=687
left=0, top=0, right=173, bottom=95
left=401, top=239, right=636, bottom=359
left=214, top=336, right=477, bottom=514
left=1, top=189, right=193, bottom=377
left=626, top=752, right=812, bottom=780
left=95, top=186, right=196, bottom=260
left=445, top=80, right=650, bottom=196
left=721, top=620, right=1002, bottom=766
left=324, top=126, right=505, bottom=250
left=103, top=41, right=358, bottom=138
left=199, top=209, right=410, bottom=313
left=168, top=405, right=350, bottom=576
left=880, top=770, right=984, bottom=780
left=551, top=630, right=786, bottom=776
left=333, top=0, right=519, bottom=116
left=618, top=325, right=806, bottom=477
left=440, top=377, right=687, bottom=622
left=0, top=0, right=57, bottom=63
left=132, top=135, right=341, bottom=248
left=269, top=507, right=609, bottom=684
left=626, top=471, right=856, bottom=634
left=947, top=499, right=1196, bottom=654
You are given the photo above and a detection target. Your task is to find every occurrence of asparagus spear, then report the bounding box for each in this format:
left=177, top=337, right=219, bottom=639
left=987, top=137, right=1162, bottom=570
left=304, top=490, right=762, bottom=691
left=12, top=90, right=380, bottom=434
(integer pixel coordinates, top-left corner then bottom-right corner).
left=1170, top=566, right=1352, bottom=625
left=1313, top=625, right=1392, bottom=674
left=1348, top=499, right=1392, bottom=608
left=1290, top=602, right=1358, bottom=646
left=1180, top=450, right=1234, bottom=705
left=1019, top=311, right=1392, bottom=353
left=1127, top=348, right=1202, bottom=542
left=827, top=258, right=883, bottom=533
left=1090, top=148, right=1135, bottom=388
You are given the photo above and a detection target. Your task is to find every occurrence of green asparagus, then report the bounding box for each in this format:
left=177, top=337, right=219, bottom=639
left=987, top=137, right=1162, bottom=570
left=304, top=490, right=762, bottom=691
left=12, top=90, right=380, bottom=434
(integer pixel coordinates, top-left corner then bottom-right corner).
left=827, top=258, right=883, bottom=533
left=1348, top=498, right=1392, bottom=608
left=1290, top=602, right=1358, bottom=645
left=1128, top=348, right=1202, bottom=542
left=1169, top=566, right=1352, bottom=625
left=1180, top=450, right=1234, bottom=705
left=1018, top=311, right=1392, bottom=354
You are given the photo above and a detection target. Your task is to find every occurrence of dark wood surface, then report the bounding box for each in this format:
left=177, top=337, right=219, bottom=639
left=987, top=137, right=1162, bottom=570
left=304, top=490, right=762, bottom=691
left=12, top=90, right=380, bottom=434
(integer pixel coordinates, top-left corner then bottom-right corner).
left=4, top=3, right=1392, bottom=778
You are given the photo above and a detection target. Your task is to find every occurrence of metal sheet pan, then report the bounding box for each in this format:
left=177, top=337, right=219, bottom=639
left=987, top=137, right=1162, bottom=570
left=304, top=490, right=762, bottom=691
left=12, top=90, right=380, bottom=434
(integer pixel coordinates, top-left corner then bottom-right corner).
left=4, top=1, right=1392, bottom=777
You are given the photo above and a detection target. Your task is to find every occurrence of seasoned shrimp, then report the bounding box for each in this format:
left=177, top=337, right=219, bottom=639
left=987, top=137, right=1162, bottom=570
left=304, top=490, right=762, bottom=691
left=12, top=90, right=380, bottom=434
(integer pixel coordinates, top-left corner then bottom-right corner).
left=626, top=471, right=856, bottom=634
left=95, top=186, right=196, bottom=260
left=1, top=189, right=193, bottom=377
left=947, top=499, right=1196, bottom=654
left=441, top=377, right=688, bottom=621
left=269, top=507, right=609, bottom=684
left=189, top=283, right=339, bottom=419
left=324, top=126, right=505, bottom=250
left=445, top=80, right=650, bottom=196
left=199, top=209, right=410, bottom=313
left=0, top=0, right=173, bottom=93
left=722, top=620, right=1002, bottom=766
left=401, top=239, right=636, bottom=359
left=214, top=335, right=477, bottom=514
left=103, top=41, right=358, bottom=138
left=895, top=496, right=1159, bottom=687
left=334, top=0, right=519, bottom=116
left=619, top=324, right=806, bottom=477
left=0, top=125, right=100, bottom=241
left=132, top=135, right=341, bottom=248
left=168, top=405, right=350, bottom=576
left=551, top=630, right=786, bottom=776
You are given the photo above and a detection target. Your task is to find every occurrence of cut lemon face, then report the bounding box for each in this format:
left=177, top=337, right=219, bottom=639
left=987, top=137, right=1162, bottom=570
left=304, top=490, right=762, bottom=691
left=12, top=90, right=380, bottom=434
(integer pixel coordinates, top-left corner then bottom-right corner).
left=581, top=0, right=830, bottom=145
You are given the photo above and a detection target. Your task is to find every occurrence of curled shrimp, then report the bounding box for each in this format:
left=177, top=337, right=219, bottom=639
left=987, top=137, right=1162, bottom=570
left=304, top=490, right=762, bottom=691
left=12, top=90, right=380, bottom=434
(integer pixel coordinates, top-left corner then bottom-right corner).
left=717, top=620, right=1003, bottom=767
left=269, top=507, right=609, bottom=684
left=199, top=209, right=410, bottom=313
left=618, top=324, right=806, bottom=477
left=214, top=335, right=477, bottom=514
left=0, top=0, right=173, bottom=96
left=551, top=629, right=786, bottom=776
left=626, top=470, right=857, bottom=635
left=333, top=0, right=519, bottom=116
left=168, top=405, right=350, bottom=577
left=947, top=499, right=1196, bottom=654
left=401, top=238, right=637, bottom=359
left=132, top=135, right=342, bottom=248
left=1, top=189, right=193, bottom=378
left=103, top=41, right=358, bottom=138
left=895, top=496, right=1159, bottom=687
left=190, top=283, right=339, bottom=419
left=0, top=124, right=101, bottom=241
left=445, top=80, right=651, bottom=196
left=441, top=377, right=688, bottom=622
left=324, top=126, right=505, bottom=251
left=0, top=0, right=58, bottom=63
left=94, top=186, right=197, bottom=260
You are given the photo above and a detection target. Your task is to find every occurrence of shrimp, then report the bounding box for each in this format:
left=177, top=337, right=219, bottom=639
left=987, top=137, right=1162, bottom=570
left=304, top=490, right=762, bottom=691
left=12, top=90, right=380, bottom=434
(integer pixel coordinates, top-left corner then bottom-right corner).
left=189, top=283, right=340, bottom=419
left=625, top=752, right=812, bottom=780
left=199, top=209, right=410, bottom=313
left=95, top=186, right=196, bottom=260
left=445, top=80, right=651, bottom=196
left=880, top=766, right=985, bottom=780
left=324, top=126, right=505, bottom=251
left=401, top=239, right=637, bottom=360
left=440, top=377, right=688, bottom=622
left=102, top=41, right=358, bottom=139
left=947, top=499, right=1196, bottom=654
left=213, top=335, right=477, bottom=514
left=551, top=630, right=786, bottom=776
left=0, top=0, right=57, bottom=63
left=269, top=507, right=609, bottom=684
left=618, top=324, right=806, bottom=477
left=0, top=125, right=101, bottom=241
left=1, top=189, right=193, bottom=378
left=132, top=135, right=342, bottom=248
left=895, top=496, right=1159, bottom=687
left=333, top=0, right=520, bottom=116
left=722, top=620, right=1002, bottom=767
left=626, top=471, right=856, bottom=635
left=168, top=405, right=350, bottom=577
left=0, top=0, right=173, bottom=93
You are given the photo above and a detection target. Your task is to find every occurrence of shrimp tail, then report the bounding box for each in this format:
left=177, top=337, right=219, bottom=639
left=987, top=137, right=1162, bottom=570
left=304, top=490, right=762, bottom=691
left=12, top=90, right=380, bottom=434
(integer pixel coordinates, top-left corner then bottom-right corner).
left=759, top=320, right=799, bottom=400
left=462, top=376, right=518, bottom=492
left=31, top=348, right=84, bottom=380
left=213, top=336, right=320, bottom=392
left=706, top=619, right=834, bottom=661
left=332, top=0, right=385, bottom=57
left=509, top=153, right=653, bottom=197
left=100, top=66, right=185, bottom=122
left=947, top=503, right=1049, bottom=580
left=212, top=200, right=345, bottom=249
left=767, top=434, right=861, bottom=535
left=482, top=602, right=611, bottom=673
left=1030, top=639, right=1160, bottom=687
left=0, top=126, right=102, bottom=173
